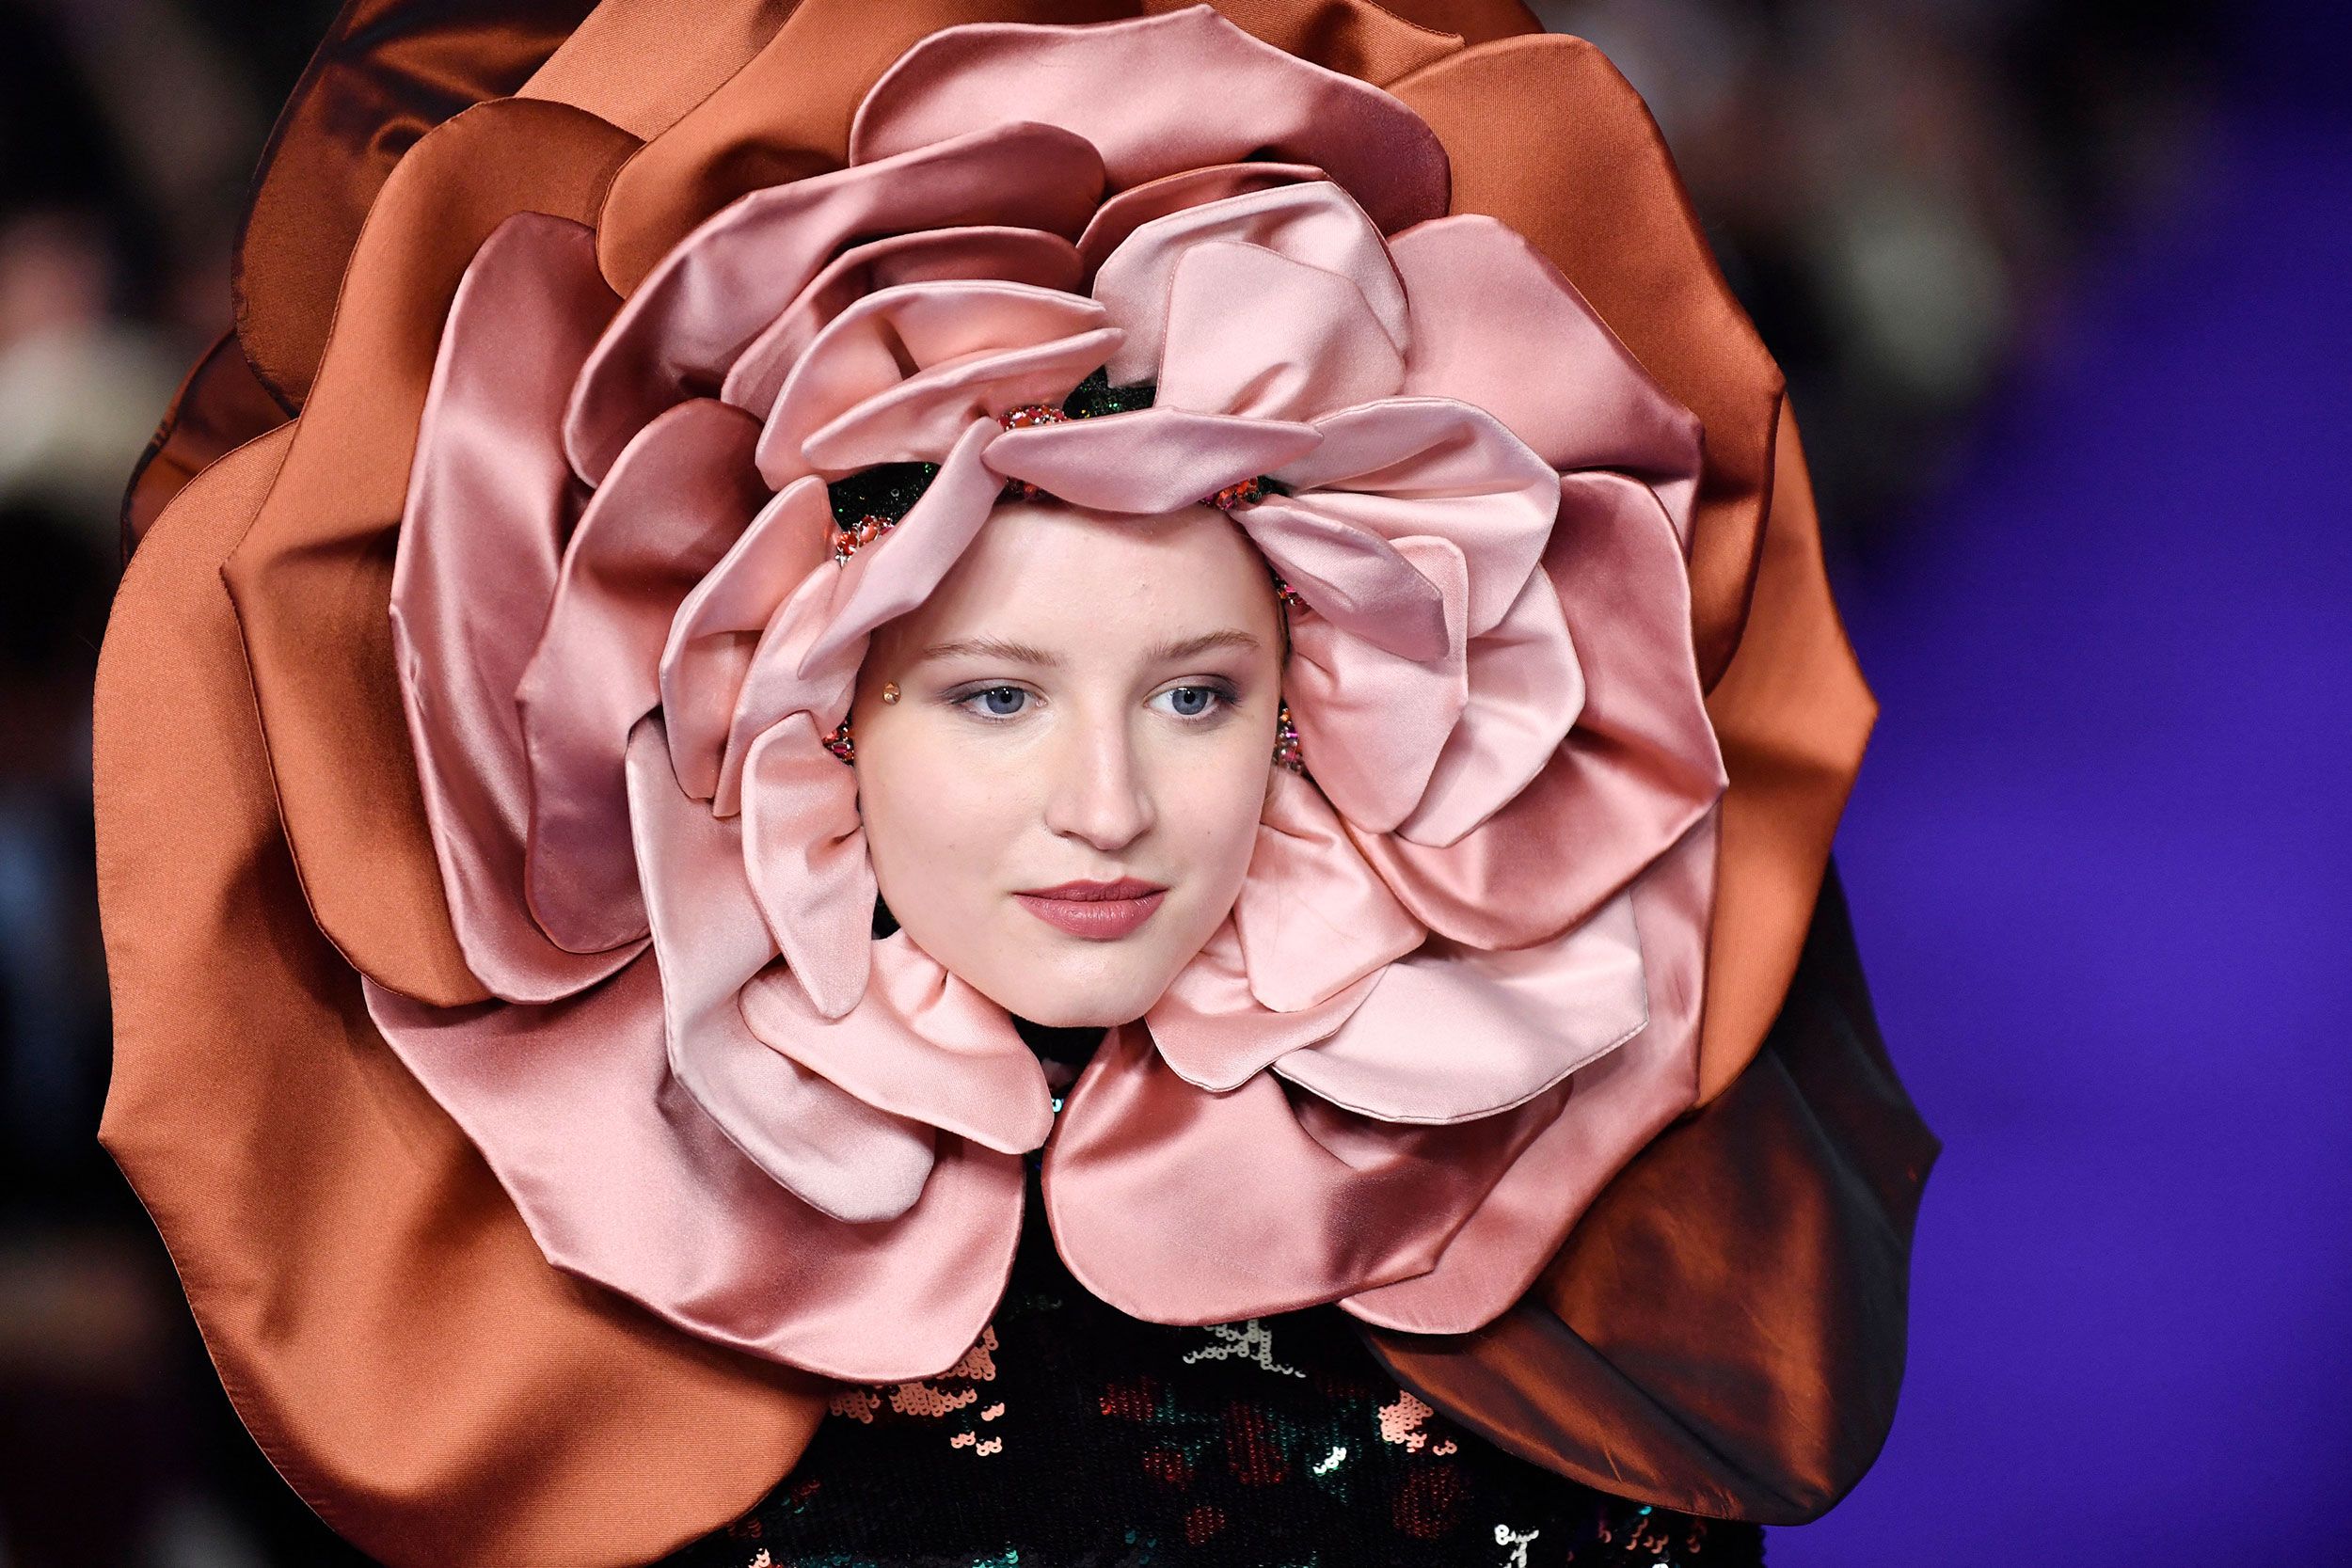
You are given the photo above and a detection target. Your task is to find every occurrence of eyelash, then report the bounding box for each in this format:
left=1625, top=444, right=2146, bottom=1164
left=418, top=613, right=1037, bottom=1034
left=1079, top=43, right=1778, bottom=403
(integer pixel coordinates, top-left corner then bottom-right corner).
left=946, top=681, right=1240, bottom=723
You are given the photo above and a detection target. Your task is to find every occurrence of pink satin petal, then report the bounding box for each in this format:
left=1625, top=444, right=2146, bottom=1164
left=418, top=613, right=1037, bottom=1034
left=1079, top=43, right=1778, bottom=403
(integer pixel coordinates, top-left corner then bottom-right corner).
left=1353, top=473, right=1724, bottom=949
left=755, top=279, right=1112, bottom=483
left=516, top=398, right=766, bottom=955
left=850, top=8, right=1447, bottom=234
left=1076, top=161, right=1326, bottom=277
left=1274, top=891, right=1646, bottom=1126
left=389, top=212, right=640, bottom=1004
left=795, top=326, right=1124, bottom=476
left=1231, top=769, right=1424, bottom=1013
left=1281, top=534, right=1468, bottom=833
left=659, top=476, right=832, bottom=802
left=738, top=714, right=876, bottom=1022
left=1273, top=398, right=1560, bottom=636
left=1156, top=241, right=1406, bottom=421
left=722, top=227, right=1086, bottom=418
left=739, top=934, right=1055, bottom=1156
left=565, top=122, right=1105, bottom=483
left=367, top=958, right=1025, bottom=1383
left=982, top=410, right=1321, bottom=514
left=1236, top=498, right=1450, bottom=662
left=624, top=717, right=925, bottom=1225
left=1391, top=214, right=1704, bottom=540
left=717, top=418, right=1002, bottom=815
left=1143, top=919, right=1377, bottom=1092
left=1044, top=1022, right=1555, bottom=1323
left=1394, top=563, right=1584, bottom=848
left=1092, top=181, right=1406, bottom=385
left=1342, top=815, right=1714, bottom=1334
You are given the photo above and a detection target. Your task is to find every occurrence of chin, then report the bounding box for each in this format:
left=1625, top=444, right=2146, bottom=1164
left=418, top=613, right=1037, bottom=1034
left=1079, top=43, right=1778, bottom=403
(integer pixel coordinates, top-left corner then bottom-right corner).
left=977, top=954, right=1177, bottom=1032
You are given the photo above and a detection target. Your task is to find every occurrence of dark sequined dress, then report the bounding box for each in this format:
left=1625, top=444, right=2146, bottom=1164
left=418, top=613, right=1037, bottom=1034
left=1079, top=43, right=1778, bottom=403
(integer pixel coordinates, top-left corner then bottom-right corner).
left=663, top=1028, right=1762, bottom=1568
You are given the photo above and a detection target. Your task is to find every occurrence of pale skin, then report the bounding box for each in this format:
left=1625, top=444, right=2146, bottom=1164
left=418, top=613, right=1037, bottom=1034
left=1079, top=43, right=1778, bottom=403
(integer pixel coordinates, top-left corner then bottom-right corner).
left=851, top=500, right=1285, bottom=1028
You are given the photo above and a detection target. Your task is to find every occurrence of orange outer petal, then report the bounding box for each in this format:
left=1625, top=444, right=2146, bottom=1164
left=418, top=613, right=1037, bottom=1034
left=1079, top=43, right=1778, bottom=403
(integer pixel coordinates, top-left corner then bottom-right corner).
left=222, top=100, right=639, bottom=1007
left=97, top=428, right=822, bottom=1568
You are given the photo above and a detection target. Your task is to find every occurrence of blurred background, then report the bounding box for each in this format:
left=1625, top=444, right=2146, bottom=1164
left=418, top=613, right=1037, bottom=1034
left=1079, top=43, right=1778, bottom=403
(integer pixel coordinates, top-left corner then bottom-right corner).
left=0, top=0, right=2343, bottom=1563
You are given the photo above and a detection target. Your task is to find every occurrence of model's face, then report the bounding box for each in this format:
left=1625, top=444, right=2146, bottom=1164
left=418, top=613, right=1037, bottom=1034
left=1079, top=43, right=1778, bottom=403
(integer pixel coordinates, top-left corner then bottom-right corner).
left=853, top=500, right=1282, bottom=1028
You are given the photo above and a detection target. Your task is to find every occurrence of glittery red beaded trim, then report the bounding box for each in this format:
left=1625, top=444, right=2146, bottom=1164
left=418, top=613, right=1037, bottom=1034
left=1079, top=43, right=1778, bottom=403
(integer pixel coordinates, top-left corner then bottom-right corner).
left=832, top=513, right=896, bottom=564
left=1273, top=701, right=1305, bottom=774
left=822, top=717, right=856, bottom=766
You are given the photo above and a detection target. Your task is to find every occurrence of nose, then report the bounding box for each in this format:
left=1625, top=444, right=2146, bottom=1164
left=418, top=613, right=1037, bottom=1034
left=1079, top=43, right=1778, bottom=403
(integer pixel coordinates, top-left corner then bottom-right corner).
left=1041, top=705, right=1155, bottom=854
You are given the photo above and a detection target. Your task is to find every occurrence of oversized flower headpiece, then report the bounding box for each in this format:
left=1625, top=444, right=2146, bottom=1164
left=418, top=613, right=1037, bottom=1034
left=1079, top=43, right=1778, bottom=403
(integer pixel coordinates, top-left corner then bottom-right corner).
left=355, top=6, right=1725, bottom=1382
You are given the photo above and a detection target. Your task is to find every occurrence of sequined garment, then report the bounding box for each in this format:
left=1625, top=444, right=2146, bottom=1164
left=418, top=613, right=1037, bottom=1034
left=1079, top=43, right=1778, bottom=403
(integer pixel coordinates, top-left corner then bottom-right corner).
left=663, top=1031, right=1763, bottom=1568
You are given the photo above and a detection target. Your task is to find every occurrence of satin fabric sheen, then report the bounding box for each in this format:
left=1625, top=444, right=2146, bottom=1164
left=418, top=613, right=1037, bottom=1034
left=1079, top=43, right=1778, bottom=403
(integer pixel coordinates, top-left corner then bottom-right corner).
left=96, top=3, right=1915, bottom=1563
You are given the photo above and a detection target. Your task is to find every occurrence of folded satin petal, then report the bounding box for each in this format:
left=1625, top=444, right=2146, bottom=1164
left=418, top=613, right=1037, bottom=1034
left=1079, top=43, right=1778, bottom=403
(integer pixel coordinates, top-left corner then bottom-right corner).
left=1155, top=240, right=1406, bottom=421
left=1044, top=1022, right=1556, bottom=1323
left=794, top=325, right=1124, bottom=475
left=659, top=477, right=833, bottom=803
left=1391, top=214, right=1704, bottom=539
left=1284, top=533, right=1470, bottom=835
left=624, top=716, right=928, bottom=1226
left=1092, top=180, right=1408, bottom=385
left=755, top=279, right=1115, bottom=483
left=1274, top=892, right=1646, bottom=1126
left=566, top=122, right=1106, bottom=483
left=1144, top=918, right=1380, bottom=1093
left=739, top=935, right=1055, bottom=1156
left=1231, top=769, right=1425, bottom=1014
left=982, top=412, right=1322, bottom=514
left=1341, top=815, right=1713, bottom=1334
left=1355, top=472, right=1724, bottom=949
left=1075, top=162, right=1326, bottom=276
left=850, top=7, right=1449, bottom=236
left=1234, top=498, right=1451, bottom=662
left=367, top=957, right=1026, bottom=1384
left=517, top=399, right=767, bottom=954
left=389, top=211, right=641, bottom=1005
left=723, top=228, right=1087, bottom=419
left=738, top=715, right=877, bottom=1022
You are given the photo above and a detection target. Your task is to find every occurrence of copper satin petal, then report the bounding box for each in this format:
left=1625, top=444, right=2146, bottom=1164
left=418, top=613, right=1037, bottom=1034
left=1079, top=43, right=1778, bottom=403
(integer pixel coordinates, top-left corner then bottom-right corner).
left=97, top=429, right=822, bottom=1568
left=1362, top=868, right=1937, bottom=1525
left=625, top=718, right=930, bottom=1223
left=517, top=398, right=767, bottom=953
left=121, top=329, right=287, bottom=554
left=221, top=100, right=640, bottom=1009
left=390, top=212, right=642, bottom=1003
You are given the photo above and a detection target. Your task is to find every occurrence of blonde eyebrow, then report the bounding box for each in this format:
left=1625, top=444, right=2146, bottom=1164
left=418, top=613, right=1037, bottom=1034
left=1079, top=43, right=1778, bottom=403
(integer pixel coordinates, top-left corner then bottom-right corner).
left=915, top=630, right=1262, bottom=667
left=1145, top=629, right=1263, bottom=663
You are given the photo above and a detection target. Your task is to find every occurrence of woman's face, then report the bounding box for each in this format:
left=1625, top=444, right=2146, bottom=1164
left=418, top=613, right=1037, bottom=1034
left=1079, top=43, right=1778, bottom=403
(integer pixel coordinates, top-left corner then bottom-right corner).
left=852, top=500, right=1283, bottom=1028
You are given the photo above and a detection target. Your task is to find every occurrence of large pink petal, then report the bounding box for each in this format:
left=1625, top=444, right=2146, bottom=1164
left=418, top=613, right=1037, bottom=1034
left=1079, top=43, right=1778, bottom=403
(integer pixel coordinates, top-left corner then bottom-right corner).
left=755, top=279, right=1115, bottom=483
left=1353, top=473, right=1724, bottom=949
left=515, top=399, right=766, bottom=955
left=1143, top=919, right=1377, bottom=1093
left=658, top=476, right=832, bottom=803
left=367, top=957, right=1025, bottom=1383
left=1234, top=499, right=1451, bottom=662
left=1156, top=241, right=1406, bottom=421
left=739, top=934, right=1054, bottom=1156
left=1091, top=181, right=1406, bottom=385
left=565, top=122, right=1104, bottom=483
left=738, top=714, right=875, bottom=1022
left=1273, top=891, right=1646, bottom=1126
left=1391, top=214, right=1704, bottom=540
left=389, top=212, right=639, bottom=1004
left=1394, top=563, right=1584, bottom=848
left=1273, top=398, right=1559, bottom=636
left=1076, top=162, right=1326, bottom=276
left=1232, top=769, right=1424, bottom=1013
left=1044, top=1022, right=1557, bottom=1323
left=1280, top=534, right=1469, bottom=833
left=850, top=8, right=1447, bottom=235
left=723, top=227, right=1086, bottom=418
left=1340, top=814, right=1714, bottom=1334
left=625, top=718, right=926, bottom=1225
left=982, top=410, right=1321, bottom=514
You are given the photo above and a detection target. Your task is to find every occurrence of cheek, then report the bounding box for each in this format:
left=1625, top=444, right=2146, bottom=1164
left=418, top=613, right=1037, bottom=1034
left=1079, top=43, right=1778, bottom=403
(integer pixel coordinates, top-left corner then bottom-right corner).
left=859, top=737, right=1017, bottom=922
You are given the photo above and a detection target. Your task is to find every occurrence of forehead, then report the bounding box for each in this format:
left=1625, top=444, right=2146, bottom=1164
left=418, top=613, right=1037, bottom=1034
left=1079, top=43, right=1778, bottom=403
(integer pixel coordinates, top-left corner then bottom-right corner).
left=879, top=501, right=1280, bottom=655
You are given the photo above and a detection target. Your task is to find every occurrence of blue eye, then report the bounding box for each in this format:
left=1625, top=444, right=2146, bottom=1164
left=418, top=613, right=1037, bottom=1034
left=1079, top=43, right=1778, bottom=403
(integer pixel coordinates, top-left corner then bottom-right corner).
left=962, top=686, right=1028, bottom=719
left=1152, top=685, right=1227, bottom=720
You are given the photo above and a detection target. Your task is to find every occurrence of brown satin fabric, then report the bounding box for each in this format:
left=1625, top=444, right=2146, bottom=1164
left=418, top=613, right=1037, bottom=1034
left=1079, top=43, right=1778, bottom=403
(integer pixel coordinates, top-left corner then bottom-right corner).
left=222, top=101, right=637, bottom=1008
left=96, top=428, right=825, bottom=1568
left=237, top=0, right=604, bottom=407
left=1364, top=866, right=1938, bottom=1524
left=119, top=329, right=288, bottom=557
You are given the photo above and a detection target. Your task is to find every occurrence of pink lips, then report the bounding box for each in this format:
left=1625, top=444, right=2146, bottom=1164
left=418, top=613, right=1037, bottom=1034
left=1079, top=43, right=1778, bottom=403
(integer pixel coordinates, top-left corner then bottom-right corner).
left=1013, top=879, right=1168, bottom=941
